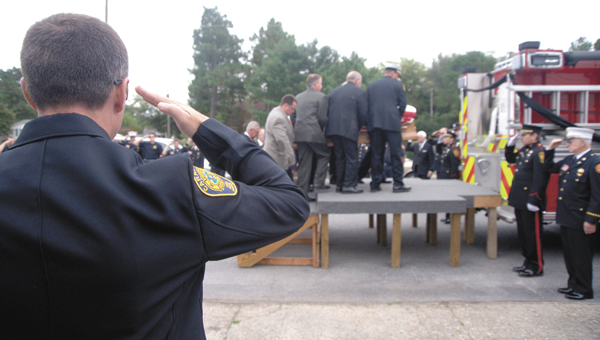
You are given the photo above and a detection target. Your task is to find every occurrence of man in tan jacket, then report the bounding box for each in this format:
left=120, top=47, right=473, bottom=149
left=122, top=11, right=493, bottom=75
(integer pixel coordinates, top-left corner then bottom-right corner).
left=264, top=94, right=297, bottom=180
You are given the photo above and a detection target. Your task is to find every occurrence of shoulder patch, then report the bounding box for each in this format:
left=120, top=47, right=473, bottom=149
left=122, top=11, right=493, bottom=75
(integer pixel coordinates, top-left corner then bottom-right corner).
left=453, top=148, right=460, bottom=158
left=192, top=167, right=237, bottom=197
left=538, top=151, right=544, bottom=164
left=596, top=163, right=600, bottom=174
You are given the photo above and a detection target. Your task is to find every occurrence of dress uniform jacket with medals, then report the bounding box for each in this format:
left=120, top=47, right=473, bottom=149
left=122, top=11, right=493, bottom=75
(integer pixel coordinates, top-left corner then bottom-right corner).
left=0, top=113, right=310, bottom=339
left=544, top=149, right=600, bottom=229
left=436, top=143, right=460, bottom=179
left=505, top=142, right=550, bottom=210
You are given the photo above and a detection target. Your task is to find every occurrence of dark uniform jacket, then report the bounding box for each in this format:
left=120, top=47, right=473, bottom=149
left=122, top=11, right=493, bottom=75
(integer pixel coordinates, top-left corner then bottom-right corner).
left=505, top=143, right=550, bottom=210
left=118, top=139, right=138, bottom=152
left=138, top=140, right=163, bottom=159
left=0, top=113, right=309, bottom=339
left=407, top=140, right=435, bottom=177
left=544, top=149, right=600, bottom=229
left=436, top=143, right=460, bottom=179
left=188, top=145, right=205, bottom=168
left=325, top=82, right=368, bottom=142
left=366, top=76, right=407, bottom=132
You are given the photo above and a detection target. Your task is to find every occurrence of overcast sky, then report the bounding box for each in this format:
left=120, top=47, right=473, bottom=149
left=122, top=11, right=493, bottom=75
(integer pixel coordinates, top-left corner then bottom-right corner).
left=1, top=0, right=597, bottom=103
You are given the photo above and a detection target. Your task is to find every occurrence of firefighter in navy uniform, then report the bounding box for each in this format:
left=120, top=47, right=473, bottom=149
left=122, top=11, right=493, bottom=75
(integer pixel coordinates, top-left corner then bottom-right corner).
left=0, top=14, right=310, bottom=339
left=187, top=139, right=205, bottom=169
left=436, top=131, right=460, bottom=179
left=504, top=124, right=550, bottom=277
left=436, top=131, right=461, bottom=224
left=545, top=127, right=599, bottom=300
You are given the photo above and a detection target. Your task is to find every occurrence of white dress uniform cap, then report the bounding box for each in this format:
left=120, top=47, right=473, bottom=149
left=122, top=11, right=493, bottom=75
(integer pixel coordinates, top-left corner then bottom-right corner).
left=385, top=64, right=401, bottom=72
left=127, top=131, right=138, bottom=137
left=565, top=127, right=594, bottom=140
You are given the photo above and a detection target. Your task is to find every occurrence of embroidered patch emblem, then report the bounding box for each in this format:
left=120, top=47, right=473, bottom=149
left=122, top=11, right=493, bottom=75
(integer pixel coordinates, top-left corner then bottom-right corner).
left=596, top=164, right=600, bottom=174
left=453, top=148, right=460, bottom=157
left=192, top=167, right=237, bottom=197
left=153, top=145, right=157, bottom=149
left=538, top=151, right=544, bottom=163
left=561, top=164, right=569, bottom=172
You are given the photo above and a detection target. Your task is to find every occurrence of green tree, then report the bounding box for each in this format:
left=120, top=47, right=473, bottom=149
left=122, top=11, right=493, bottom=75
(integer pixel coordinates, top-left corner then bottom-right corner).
left=570, top=37, right=592, bottom=51
left=188, top=7, right=247, bottom=126
left=126, top=94, right=182, bottom=138
left=0, top=68, right=36, bottom=135
left=594, top=38, right=600, bottom=51
left=249, top=18, right=292, bottom=67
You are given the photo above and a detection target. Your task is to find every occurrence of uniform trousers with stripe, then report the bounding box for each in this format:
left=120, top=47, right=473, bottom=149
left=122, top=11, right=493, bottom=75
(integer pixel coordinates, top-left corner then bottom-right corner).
left=560, top=226, right=596, bottom=297
left=514, top=208, right=544, bottom=273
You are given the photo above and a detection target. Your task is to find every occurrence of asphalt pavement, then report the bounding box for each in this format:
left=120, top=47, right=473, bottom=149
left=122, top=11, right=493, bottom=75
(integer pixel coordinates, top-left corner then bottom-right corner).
left=202, top=190, right=600, bottom=339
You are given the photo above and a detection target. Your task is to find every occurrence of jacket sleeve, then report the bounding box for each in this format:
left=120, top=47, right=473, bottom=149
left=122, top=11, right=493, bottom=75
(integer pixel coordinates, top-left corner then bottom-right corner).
left=357, top=90, right=369, bottom=127
left=317, top=95, right=329, bottom=130
left=427, top=144, right=435, bottom=171
left=192, top=119, right=310, bottom=260
left=397, top=81, right=407, bottom=116
left=527, top=147, right=549, bottom=207
left=543, top=148, right=564, bottom=174
left=585, top=159, right=600, bottom=225
left=505, top=145, right=517, bottom=164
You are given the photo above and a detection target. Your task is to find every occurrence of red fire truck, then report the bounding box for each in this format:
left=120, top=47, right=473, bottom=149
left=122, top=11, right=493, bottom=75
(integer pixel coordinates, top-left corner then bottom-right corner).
left=457, top=41, right=600, bottom=223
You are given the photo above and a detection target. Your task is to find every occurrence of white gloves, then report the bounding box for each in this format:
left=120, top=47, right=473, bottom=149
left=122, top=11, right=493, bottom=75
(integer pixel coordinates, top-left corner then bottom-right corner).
left=507, top=133, right=520, bottom=147
left=527, top=203, right=540, bottom=212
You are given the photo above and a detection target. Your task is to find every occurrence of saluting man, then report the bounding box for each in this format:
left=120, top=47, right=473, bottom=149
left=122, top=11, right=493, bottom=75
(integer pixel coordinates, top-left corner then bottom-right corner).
left=436, top=131, right=460, bottom=180
left=505, top=124, right=550, bottom=277
left=545, top=127, right=599, bottom=300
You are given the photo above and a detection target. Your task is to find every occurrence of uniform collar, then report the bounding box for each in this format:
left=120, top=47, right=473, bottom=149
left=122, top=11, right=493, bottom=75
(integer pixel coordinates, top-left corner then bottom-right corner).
left=12, top=113, right=110, bottom=148
left=574, top=148, right=592, bottom=160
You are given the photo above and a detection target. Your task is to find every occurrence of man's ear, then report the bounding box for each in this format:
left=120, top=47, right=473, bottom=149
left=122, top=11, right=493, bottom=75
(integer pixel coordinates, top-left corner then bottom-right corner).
left=114, top=77, right=129, bottom=113
left=20, top=78, right=38, bottom=111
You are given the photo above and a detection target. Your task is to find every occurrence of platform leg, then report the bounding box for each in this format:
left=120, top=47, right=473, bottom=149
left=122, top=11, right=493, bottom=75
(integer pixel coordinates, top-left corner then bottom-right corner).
left=377, top=214, right=387, bottom=246
left=369, top=214, right=374, bottom=228
left=412, top=213, right=418, bottom=228
left=450, top=212, right=461, bottom=267
left=391, top=214, right=402, bottom=268
left=321, top=214, right=329, bottom=268
left=428, top=213, right=437, bottom=245
left=487, top=207, right=498, bottom=259
left=465, top=208, right=475, bottom=244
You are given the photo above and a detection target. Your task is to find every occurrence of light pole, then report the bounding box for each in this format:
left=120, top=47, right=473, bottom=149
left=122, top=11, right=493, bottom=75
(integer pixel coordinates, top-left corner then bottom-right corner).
left=105, top=0, right=108, bottom=23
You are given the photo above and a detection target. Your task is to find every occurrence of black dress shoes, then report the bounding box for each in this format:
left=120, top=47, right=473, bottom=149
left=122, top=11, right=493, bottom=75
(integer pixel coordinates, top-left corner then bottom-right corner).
left=440, top=218, right=450, bottom=224
left=336, top=187, right=342, bottom=193
left=518, top=269, right=543, bottom=277
left=370, top=186, right=381, bottom=192
left=393, top=184, right=411, bottom=193
left=314, top=184, right=331, bottom=190
left=557, top=287, right=574, bottom=294
left=342, top=187, right=363, bottom=194
left=565, top=291, right=593, bottom=300
left=307, top=196, right=316, bottom=202
left=512, top=266, right=527, bottom=272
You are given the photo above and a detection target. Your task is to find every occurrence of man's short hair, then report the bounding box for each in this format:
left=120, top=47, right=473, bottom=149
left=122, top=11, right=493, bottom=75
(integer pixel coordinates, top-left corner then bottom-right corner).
left=306, top=74, right=322, bottom=88
left=417, top=131, right=427, bottom=138
left=246, top=121, right=260, bottom=132
left=148, top=132, right=156, bottom=137
left=20, top=13, right=128, bottom=111
left=346, top=71, right=361, bottom=82
left=280, top=94, right=296, bottom=107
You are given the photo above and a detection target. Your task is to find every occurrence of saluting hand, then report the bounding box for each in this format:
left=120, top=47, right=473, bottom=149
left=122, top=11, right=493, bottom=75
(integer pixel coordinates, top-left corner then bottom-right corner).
left=548, top=138, right=563, bottom=150
left=135, top=86, right=209, bottom=138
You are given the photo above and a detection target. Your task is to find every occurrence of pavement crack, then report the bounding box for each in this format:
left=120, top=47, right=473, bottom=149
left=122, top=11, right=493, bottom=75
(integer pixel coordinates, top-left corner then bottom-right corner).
left=225, top=304, right=243, bottom=340
left=447, top=303, right=474, bottom=340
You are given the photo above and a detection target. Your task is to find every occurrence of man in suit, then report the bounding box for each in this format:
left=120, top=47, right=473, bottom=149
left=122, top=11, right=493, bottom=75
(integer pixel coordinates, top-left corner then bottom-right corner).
left=264, top=94, right=298, bottom=182
left=295, top=74, right=330, bottom=196
left=545, top=127, right=599, bottom=300
left=407, top=131, right=434, bottom=179
left=0, top=13, right=309, bottom=339
left=325, top=71, right=368, bottom=193
left=505, top=124, right=550, bottom=277
left=367, top=65, right=410, bottom=193
left=243, top=121, right=260, bottom=144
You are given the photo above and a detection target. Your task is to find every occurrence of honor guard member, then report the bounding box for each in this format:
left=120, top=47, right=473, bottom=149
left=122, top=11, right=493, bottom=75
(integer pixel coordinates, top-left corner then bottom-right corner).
left=118, top=131, right=138, bottom=152
left=367, top=64, right=410, bottom=193
left=545, top=127, right=599, bottom=300
left=505, top=124, right=550, bottom=277
left=436, top=131, right=460, bottom=179
left=436, top=130, right=461, bottom=224
left=134, top=131, right=164, bottom=160
left=0, top=13, right=310, bottom=339
left=187, top=140, right=206, bottom=169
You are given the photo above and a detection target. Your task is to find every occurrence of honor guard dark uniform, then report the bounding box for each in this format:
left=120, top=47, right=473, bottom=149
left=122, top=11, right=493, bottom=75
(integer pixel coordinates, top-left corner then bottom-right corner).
left=436, top=131, right=460, bottom=179
left=505, top=124, right=550, bottom=277
left=544, top=127, right=599, bottom=300
left=188, top=144, right=205, bottom=169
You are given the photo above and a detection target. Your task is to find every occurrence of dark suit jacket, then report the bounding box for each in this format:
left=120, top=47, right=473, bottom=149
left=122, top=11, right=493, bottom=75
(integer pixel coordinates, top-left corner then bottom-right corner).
left=407, top=140, right=435, bottom=177
left=366, top=76, right=407, bottom=132
left=325, top=82, right=368, bottom=142
left=0, top=113, right=309, bottom=339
